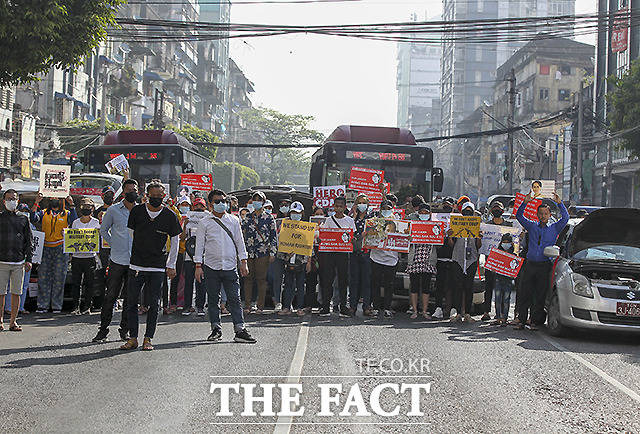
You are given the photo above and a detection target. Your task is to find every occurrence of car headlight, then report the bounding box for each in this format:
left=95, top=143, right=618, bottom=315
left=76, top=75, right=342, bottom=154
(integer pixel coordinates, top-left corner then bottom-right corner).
left=571, top=273, right=594, bottom=298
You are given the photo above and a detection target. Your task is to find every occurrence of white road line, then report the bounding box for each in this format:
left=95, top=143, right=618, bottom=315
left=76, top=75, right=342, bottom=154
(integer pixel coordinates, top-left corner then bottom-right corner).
left=541, top=334, right=640, bottom=404
left=273, top=321, right=310, bottom=434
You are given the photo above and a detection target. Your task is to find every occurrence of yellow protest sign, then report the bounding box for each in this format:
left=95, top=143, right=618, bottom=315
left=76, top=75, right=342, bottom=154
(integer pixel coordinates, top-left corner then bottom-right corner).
left=277, top=219, right=317, bottom=256
left=64, top=228, right=100, bottom=254
left=449, top=215, right=481, bottom=238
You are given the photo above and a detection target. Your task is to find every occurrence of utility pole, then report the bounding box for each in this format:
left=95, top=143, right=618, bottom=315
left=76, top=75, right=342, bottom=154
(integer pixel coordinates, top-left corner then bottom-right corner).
left=577, top=82, right=584, bottom=203
left=153, top=88, right=159, bottom=129
left=506, top=68, right=516, bottom=195
left=100, top=64, right=108, bottom=134
left=606, top=138, right=613, bottom=207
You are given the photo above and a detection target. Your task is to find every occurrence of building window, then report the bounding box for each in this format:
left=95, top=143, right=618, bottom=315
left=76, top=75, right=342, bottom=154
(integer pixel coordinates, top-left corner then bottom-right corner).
left=559, top=65, right=572, bottom=75
left=558, top=89, right=570, bottom=101
left=516, top=92, right=522, bottom=107
left=540, top=64, right=550, bottom=75
left=539, top=88, right=549, bottom=100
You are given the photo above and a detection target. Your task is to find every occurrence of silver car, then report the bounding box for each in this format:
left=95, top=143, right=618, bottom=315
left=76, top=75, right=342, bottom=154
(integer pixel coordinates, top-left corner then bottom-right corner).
left=544, top=208, right=640, bottom=336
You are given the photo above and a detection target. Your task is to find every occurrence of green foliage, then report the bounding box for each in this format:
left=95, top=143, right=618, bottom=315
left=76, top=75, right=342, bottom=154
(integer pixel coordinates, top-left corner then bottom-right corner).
left=163, top=123, right=219, bottom=161
left=239, top=107, right=324, bottom=185
left=0, top=0, right=125, bottom=86
left=59, top=119, right=132, bottom=153
left=212, top=161, right=260, bottom=192
left=606, top=59, right=640, bottom=157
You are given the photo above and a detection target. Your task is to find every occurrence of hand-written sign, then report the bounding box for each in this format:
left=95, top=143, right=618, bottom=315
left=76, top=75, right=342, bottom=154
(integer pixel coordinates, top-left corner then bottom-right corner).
left=39, top=164, right=70, bottom=198
left=277, top=219, right=317, bottom=256
left=484, top=248, right=524, bottom=278
left=449, top=215, right=481, bottom=238
left=63, top=228, right=100, bottom=254
left=410, top=221, right=445, bottom=245
left=318, top=228, right=353, bottom=252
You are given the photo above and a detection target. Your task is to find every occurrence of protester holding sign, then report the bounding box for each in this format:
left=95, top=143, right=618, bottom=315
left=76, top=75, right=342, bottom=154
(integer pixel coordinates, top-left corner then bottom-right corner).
left=31, top=193, right=76, bottom=314
left=406, top=203, right=437, bottom=320
left=349, top=193, right=372, bottom=316
left=489, top=234, right=517, bottom=326
left=69, top=198, right=100, bottom=315
left=433, top=197, right=456, bottom=320
left=370, top=199, right=400, bottom=319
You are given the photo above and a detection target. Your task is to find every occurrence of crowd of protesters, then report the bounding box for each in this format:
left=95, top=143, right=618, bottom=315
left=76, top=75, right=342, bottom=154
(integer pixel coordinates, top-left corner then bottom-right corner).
left=0, top=179, right=568, bottom=347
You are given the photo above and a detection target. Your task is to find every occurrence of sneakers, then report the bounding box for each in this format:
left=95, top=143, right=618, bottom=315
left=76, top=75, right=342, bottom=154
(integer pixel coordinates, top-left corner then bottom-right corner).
left=92, top=329, right=109, bottom=342
left=433, top=307, right=444, bottom=319
left=319, top=307, right=331, bottom=316
left=278, top=308, right=292, bottom=316
left=338, top=307, right=351, bottom=318
left=449, top=308, right=458, bottom=319
left=71, top=308, right=81, bottom=315
left=481, top=313, right=491, bottom=321
left=35, top=309, right=47, bottom=314
left=250, top=302, right=257, bottom=312
left=450, top=314, right=462, bottom=323
left=275, top=302, right=283, bottom=311
left=119, top=338, right=138, bottom=350
left=383, top=310, right=394, bottom=319
left=234, top=328, right=257, bottom=344
left=208, top=328, right=223, bottom=342
left=196, top=308, right=206, bottom=316
left=182, top=309, right=192, bottom=316
left=52, top=310, right=62, bottom=314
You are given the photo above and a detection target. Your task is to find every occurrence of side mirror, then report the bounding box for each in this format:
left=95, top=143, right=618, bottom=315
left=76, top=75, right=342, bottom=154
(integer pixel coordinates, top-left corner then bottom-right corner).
left=432, top=167, right=444, bottom=192
left=544, top=245, right=560, bottom=258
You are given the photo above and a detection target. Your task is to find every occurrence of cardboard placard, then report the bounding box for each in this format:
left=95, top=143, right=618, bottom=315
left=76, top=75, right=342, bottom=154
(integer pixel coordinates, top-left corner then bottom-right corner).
left=449, top=215, right=481, bottom=238
left=105, top=154, right=129, bottom=174
left=363, top=218, right=411, bottom=253
left=479, top=223, right=522, bottom=256
left=63, top=228, right=100, bottom=254
left=513, top=192, right=541, bottom=222
left=180, top=173, right=213, bottom=192
left=31, top=230, right=44, bottom=264
left=348, top=167, right=384, bottom=192
left=277, top=219, right=317, bottom=256
left=39, top=164, right=70, bottom=198
left=313, top=185, right=346, bottom=208
left=410, top=221, right=445, bottom=245
left=484, top=248, right=524, bottom=278
left=318, top=228, right=354, bottom=252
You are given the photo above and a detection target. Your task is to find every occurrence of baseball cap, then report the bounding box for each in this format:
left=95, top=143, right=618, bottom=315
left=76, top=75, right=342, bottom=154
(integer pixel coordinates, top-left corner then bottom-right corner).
left=101, top=185, right=115, bottom=195
left=461, top=202, right=475, bottom=212
left=264, top=199, right=273, bottom=209
left=380, top=199, right=394, bottom=209
left=177, top=195, right=191, bottom=205
left=491, top=201, right=505, bottom=210
left=290, top=201, right=304, bottom=213
left=457, top=195, right=470, bottom=206
left=193, top=198, right=206, bottom=208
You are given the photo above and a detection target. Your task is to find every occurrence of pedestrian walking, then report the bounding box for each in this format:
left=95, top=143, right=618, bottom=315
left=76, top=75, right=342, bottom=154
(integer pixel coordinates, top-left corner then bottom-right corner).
left=70, top=198, right=100, bottom=315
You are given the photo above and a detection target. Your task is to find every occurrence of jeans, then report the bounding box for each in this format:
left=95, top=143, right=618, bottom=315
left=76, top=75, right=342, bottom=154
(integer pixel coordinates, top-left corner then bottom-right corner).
left=203, top=266, right=245, bottom=332
left=99, top=260, right=129, bottom=333
left=244, top=256, right=270, bottom=310
left=38, top=245, right=68, bottom=311
left=320, top=252, right=349, bottom=310
left=283, top=268, right=306, bottom=310
left=126, top=270, right=164, bottom=339
left=452, top=262, right=476, bottom=315
left=494, top=278, right=513, bottom=320
left=518, top=260, right=552, bottom=325
left=4, top=269, right=30, bottom=312
left=371, top=260, right=396, bottom=311
left=349, top=252, right=371, bottom=311
left=71, top=256, right=96, bottom=311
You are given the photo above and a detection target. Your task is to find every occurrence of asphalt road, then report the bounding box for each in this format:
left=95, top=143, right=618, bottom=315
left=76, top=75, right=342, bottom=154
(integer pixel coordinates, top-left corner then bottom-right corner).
left=1, top=309, right=640, bottom=433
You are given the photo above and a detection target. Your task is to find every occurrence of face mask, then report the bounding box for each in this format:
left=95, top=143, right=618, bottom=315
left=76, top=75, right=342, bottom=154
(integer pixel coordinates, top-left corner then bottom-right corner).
left=149, top=197, right=163, bottom=208
left=280, top=206, right=290, bottom=214
left=381, top=209, right=393, bottom=218
left=50, top=200, right=60, bottom=210
left=491, top=209, right=503, bottom=218
left=5, top=200, right=18, bottom=212
left=213, top=202, right=227, bottom=213
left=103, top=195, right=114, bottom=206
left=80, top=208, right=93, bottom=216
left=252, top=201, right=263, bottom=210
left=327, top=210, right=336, bottom=217
left=357, top=204, right=368, bottom=213
left=290, top=213, right=302, bottom=221
left=418, top=213, right=430, bottom=221
left=125, top=191, right=138, bottom=203
left=347, top=203, right=354, bottom=211
left=462, top=210, right=473, bottom=216
left=502, top=243, right=513, bottom=250
left=179, top=206, right=190, bottom=214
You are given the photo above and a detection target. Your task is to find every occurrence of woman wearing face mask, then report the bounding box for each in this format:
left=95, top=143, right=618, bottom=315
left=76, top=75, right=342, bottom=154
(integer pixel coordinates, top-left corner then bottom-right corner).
left=369, top=200, right=399, bottom=319
left=348, top=193, right=373, bottom=316
left=31, top=194, right=77, bottom=313
left=276, top=198, right=292, bottom=219
left=278, top=202, right=311, bottom=316
left=433, top=198, right=456, bottom=319
left=406, top=203, right=437, bottom=319
left=70, top=198, right=101, bottom=315
left=491, top=233, right=516, bottom=326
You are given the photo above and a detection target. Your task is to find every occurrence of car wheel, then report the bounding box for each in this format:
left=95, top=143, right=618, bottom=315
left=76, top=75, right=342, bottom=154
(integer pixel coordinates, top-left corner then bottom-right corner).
left=546, top=289, right=565, bottom=337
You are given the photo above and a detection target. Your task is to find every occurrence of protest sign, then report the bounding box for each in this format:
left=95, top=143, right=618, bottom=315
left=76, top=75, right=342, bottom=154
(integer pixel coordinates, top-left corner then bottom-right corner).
left=313, top=185, right=346, bottom=208
left=63, top=228, right=100, bottom=254
left=31, top=230, right=44, bottom=264
left=69, top=187, right=103, bottom=196
left=180, top=173, right=213, bottom=192
left=479, top=223, right=522, bottom=256
left=431, top=213, right=456, bottom=231
left=318, top=228, right=354, bottom=252
left=410, top=221, right=445, bottom=245
left=522, top=179, right=556, bottom=199
left=363, top=218, right=411, bottom=253
left=449, top=215, right=481, bottom=238
left=277, top=219, right=317, bottom=256
left=348, top=167, right=384, bottom=192
left=513, top=192, right=541, bottom=222
left=484, top=248, right=524, bottom=278
left=105, top=154, right=129, bottom=175
left=39, top=164, right=70, bottom=198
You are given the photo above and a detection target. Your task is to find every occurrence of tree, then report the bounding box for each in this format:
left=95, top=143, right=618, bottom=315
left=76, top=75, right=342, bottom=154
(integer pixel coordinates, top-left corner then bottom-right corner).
left=239, top=108, right=324, bottom=185
left=212, top=161, right=260, bottom=192
left=607, top=59, right=640, bottom=157
left=0, top=0, right=124, bottom=86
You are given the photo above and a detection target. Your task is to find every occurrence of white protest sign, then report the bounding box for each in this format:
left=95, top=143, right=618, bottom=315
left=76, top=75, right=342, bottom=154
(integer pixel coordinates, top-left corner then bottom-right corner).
left=431, top=213, right=459, bottom=231
left=313, top=185, right=346, bottom=208
left=39, top=164, right=70, bottom=198
left=32, top=230, right=44, bottom=264
left=522, top=179, right=557, bottom=199
left=479, top=223, right=522, bottom=256
left=105, top=154, right=129, bottom=174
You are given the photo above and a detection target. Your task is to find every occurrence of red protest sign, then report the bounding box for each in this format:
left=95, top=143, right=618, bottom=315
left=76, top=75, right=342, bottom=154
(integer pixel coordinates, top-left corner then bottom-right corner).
left=70, top=187, right=103, bottom=196
left=410, top=221, right=445, bottom=245
left=180, top=173, right=213, bottom=191
left=313, top=185, right=346, bottom=208
left=349, top=167, right=385, bottom=192
left=513, top=192, right=541, bottom=222
left=318, top=228, right=354, bottom=252
left=484, top=248, right=524, bottom=278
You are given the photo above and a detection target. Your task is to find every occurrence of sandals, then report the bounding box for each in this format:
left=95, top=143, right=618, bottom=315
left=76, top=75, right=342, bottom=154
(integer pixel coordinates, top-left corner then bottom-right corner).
left=410, top=312, right=418, bottom=319
left=9, top=324, right=22, bottom=332
left=142, top=337, right=154, bottom=351
left=119, top=338, right=139, bottom=350
left=423, top=312, right=432, bottom=320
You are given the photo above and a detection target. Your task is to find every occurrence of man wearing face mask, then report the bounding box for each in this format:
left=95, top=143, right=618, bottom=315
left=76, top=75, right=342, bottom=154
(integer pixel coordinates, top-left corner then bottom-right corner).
left=90, top=185, right=116, bottom=312
left=182, top=197, right=211, bottom=316
left=69, top=198, right=101, bottom=315
left=93, top=179, right=139, bottom=342
left=31, top=193, right=77, bottom=314
left=0, top=189, right=33, bottom=331
left=120, top=183, right=182, bottom=351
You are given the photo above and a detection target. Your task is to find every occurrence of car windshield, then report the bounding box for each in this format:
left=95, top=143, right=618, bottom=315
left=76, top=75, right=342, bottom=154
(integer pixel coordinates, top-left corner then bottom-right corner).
left=573, top=245, right=640, bottom=264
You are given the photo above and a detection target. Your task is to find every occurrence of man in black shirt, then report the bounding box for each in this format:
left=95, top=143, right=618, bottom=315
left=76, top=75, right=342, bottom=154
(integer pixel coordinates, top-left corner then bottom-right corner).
left=120, top=183, right=182, bottom=351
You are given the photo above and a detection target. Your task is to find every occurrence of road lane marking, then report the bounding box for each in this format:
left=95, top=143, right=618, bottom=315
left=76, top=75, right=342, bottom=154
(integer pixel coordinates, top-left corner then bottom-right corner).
left=273, top=321, right=309, bottom=434
left=541, top=334, right=640, bottom=404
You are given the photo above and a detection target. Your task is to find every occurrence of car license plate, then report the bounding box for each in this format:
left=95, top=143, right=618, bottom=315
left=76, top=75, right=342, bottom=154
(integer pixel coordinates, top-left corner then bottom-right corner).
left=616, top=302, right=640, bottom=317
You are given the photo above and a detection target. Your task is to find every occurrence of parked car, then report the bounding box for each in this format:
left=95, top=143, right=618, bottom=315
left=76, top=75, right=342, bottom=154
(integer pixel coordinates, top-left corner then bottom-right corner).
left=544, top=208, right=640, bottom=336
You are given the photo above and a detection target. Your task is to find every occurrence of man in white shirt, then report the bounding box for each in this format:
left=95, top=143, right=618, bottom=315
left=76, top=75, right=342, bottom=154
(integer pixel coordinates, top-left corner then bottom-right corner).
left=70, top=198, right=101, bottom=315
left=319, top=195, right=356, bottom=317
left=195, top=189, right=256, bottom=343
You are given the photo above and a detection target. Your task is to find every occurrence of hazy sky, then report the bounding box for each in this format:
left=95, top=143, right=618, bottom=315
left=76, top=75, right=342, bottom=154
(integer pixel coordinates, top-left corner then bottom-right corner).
left=230, top=0, right=596, bottom=136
